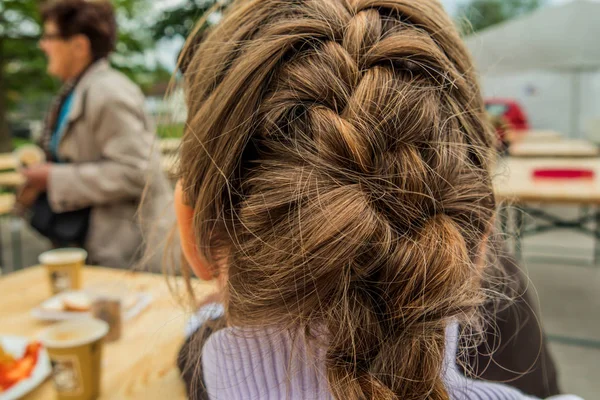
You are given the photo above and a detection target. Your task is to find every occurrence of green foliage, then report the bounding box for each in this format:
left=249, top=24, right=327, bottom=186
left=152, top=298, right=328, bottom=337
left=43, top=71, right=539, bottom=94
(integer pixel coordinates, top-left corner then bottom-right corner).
left=152, top=0, right=218, bottom=41
left=458, top=0, right=544, bottom=34
left=0, top=0, right=169, bottom=150
left=1, top=0, right=41, bottom=39
left=12, top=137, right=33, bottom=149
left=2, top=0, right=156, bottom=106
left=1, top=0, right=57, bottom=112
left=156, top=123, right=184, bottom=139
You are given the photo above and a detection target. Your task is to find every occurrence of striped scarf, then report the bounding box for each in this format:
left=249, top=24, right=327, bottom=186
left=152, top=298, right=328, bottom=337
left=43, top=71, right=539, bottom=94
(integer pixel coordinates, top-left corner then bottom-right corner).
left=40, top=62, right=95, bottom=161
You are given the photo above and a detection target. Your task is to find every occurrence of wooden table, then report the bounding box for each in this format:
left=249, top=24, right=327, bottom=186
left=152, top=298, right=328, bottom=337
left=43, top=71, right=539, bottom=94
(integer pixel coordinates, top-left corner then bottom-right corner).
left=0, top=266, right=216, bottom=399
left=0, top=193, right=15, bottom=215
left=505, top=129, right=563, bottom=144
left=509, top=139, right=599, bottom=158
left=495, top=157, right=600, bottom=204
left=159, top=138, right=181, bottom=154
left=0, top=194, right=18, bottom=274
left=0, top=153, right=17, bottom=171
left=162, top=154, right=179, bottom=180
left=0, top=171, right=25, bottom=188
left=494, top=157, right=600, bottom=262
left=0, top=164, right=176, bottom=186
left=0, top=163, right=174, bottom=187
left=0, top=148, right=178, bottom=186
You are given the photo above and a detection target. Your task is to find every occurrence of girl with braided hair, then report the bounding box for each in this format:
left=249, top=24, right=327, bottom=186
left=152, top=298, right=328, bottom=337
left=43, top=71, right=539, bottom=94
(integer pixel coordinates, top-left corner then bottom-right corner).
left=173, top=0, right=582, bottom=398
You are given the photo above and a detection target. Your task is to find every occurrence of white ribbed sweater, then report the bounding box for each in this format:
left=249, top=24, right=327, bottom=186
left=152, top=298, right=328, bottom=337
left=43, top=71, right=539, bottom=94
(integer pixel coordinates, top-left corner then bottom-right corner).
left=189, top=305, right=582, bottom=400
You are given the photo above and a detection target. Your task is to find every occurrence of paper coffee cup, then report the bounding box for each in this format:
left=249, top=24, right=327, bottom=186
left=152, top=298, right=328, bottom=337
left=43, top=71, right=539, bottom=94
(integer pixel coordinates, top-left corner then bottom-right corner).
left=39, top=248, right=87, bottom=295
left=87, top=283, right=128, bottom=342
left=40, top=319, right=109, bottom=400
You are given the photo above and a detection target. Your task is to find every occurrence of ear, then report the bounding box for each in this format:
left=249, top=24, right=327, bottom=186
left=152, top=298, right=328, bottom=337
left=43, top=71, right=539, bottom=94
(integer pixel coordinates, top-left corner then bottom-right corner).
left=72, top=34, right=92, bottom=59
left=174, top=180, right=213, bottom=281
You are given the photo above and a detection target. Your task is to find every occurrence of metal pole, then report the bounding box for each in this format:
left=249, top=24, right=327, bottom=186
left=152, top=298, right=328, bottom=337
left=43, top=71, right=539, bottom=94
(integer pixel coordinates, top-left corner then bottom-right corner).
left=570, top=71, right=582, bottom=138
left=0, top=217, right=4, bottom=275
left=11, top=218, right=21, bottom=271
left=515, top=207, right=523, bottom=261
left=595, top=208, right=600, bottom=265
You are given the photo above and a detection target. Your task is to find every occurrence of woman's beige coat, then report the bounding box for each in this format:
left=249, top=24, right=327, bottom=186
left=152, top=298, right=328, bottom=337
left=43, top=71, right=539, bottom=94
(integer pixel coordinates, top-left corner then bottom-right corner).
left=47, top=60, right=174, bottom=271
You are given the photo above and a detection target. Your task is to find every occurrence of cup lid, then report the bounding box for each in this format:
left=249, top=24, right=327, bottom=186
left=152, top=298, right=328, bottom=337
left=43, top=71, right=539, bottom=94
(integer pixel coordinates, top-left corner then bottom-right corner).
left=85, top=282, right=129, bottom=302
left=39, top=248, right=88, bottom=266
left=39, top=318, right=109, bottom=349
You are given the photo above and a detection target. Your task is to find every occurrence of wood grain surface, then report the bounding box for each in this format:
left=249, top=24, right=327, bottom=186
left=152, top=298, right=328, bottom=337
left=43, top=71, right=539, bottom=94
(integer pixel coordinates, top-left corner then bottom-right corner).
left=495, top=157, right=600, bottom=204
left=0, top=154, right=17, bottom=171
left=0, top=266, right=216, bottom=399
left=159, top=139, right=181, bottom=154
left=509, top=139, right=599, bottom=158
left=505, top=129, right=563, bottom=144
left=0, top=194, right=15, bottom=215
left=0, top=172, right=25, bottom=188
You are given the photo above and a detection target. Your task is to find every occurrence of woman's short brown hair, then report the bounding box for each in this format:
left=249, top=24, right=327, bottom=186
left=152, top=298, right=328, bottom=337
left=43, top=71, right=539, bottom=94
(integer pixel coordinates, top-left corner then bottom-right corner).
left=41, top=0, right=117, bottom=60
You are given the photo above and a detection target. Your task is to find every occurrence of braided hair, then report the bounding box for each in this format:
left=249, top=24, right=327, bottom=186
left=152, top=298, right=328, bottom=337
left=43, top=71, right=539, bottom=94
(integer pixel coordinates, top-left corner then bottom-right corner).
left=179, top=1, right=496, bottom=399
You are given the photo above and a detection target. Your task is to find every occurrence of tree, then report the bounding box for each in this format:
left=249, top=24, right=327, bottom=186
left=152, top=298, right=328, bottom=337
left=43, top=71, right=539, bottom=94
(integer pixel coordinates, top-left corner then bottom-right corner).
left=152, top=0, right=231, bottom=71
left=153, top=0, right=227, bottom=41
left=0, top=0, right=157, bottom=152
left=458, top=0, right=544, bottom=34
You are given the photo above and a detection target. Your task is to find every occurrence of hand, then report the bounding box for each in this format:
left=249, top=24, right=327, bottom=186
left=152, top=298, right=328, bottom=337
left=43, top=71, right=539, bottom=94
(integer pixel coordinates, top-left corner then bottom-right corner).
left=15, top=183, right=40, bottom=212
left=22, top=164, right=52, bottom=191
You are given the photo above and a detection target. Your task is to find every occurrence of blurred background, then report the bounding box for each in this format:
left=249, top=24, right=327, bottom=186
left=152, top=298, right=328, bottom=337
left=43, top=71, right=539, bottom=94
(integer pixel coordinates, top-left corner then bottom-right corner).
left=0, top=0, right=598, bottom=398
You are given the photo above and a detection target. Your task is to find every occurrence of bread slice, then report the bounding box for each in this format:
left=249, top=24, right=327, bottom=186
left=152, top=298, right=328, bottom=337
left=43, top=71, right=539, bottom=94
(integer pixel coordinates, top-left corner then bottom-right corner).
left=63, top=292, right=92, bottom=312
left=41, top=297, right=65, bottom=312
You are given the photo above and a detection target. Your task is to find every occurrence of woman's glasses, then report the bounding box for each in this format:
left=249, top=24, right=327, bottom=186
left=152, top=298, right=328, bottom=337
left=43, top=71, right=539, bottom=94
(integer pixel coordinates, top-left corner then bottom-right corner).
left=40, top=33, right=66, bottom=41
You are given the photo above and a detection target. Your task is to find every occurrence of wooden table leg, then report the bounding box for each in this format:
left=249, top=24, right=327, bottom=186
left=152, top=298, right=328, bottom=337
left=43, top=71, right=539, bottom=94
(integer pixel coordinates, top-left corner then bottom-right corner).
left=0, top=217, right=4, bottom=274
left=595, top=209, right=600, bottom=265
left=499, top=203, right=509, bottom=237
left=515, top=206, right=523, bottom=261
left=11, top=218, right=21, bottom=271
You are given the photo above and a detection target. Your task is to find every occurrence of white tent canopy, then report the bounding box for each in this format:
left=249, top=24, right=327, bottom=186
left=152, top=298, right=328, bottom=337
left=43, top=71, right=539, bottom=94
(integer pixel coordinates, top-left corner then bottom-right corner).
left=466, top=0, right=600, bottom=73
left=465, top=0, right=600, bottom=136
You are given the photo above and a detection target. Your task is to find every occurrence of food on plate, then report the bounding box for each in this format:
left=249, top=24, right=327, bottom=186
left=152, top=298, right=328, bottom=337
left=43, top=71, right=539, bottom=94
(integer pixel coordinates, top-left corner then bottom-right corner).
left=0, top=341, right=42, bottom=392
left=41, top=293, right=90, bottom=313
left=41, top=297, right=65, bottom=312
left=40, top=293, right=92, bottom=313
left=63, top=292, right=92, bottom=312
left=14, top=145, right=45, bottom=168
left=0, top=345, right=15, bottom=365
left=40, top=291, right=139, bottom=314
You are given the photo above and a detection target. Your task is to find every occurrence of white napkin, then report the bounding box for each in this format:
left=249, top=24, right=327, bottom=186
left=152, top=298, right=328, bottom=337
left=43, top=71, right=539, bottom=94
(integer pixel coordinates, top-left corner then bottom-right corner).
left=184, top=303, right=225, bottom=338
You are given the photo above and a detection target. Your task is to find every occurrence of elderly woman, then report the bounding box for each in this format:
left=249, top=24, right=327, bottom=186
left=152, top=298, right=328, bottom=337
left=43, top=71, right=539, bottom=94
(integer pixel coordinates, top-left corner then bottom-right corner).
left=23, top=0, right=173, bottom=271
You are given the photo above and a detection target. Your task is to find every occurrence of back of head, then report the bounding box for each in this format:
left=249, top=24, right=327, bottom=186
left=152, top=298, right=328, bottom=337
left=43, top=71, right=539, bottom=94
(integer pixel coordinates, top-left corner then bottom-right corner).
left=179, top=0, right=496, bottom=399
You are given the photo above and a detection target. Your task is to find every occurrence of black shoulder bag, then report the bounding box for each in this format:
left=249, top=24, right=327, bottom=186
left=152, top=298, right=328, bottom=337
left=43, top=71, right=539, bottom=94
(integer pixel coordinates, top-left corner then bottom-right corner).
left=30, top=67, right=92, bottom=248
left=30, top=193, right=91, bottom=248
